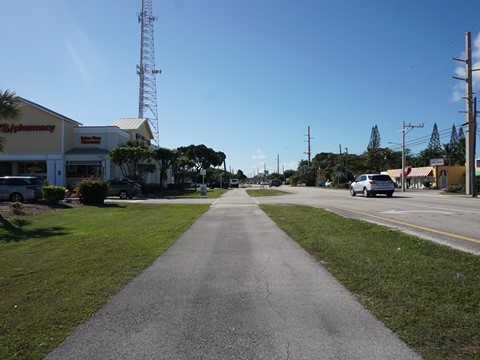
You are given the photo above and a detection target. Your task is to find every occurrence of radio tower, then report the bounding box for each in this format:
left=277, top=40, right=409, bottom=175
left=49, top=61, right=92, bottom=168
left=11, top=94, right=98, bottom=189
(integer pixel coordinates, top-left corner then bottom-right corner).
left=137, top=0, right=160, bottom=145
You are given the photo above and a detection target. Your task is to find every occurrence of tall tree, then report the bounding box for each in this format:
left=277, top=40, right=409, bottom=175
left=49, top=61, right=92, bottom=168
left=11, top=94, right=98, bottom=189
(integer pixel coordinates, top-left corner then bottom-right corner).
left=367, top=125, right=381, bottom=150
left=427, top=123, right=442, bottom=154
left=0, top=90, right=21, bottom=152
left=365, top=125, right=384, bottom=172
left=417, top=123, right=444, bottom=166
left=454, top=126, right=466, bottom=165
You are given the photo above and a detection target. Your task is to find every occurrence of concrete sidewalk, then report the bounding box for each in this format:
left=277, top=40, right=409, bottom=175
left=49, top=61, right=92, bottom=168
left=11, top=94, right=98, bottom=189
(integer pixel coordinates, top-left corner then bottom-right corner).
left=47, top=189, right=421, bottom=359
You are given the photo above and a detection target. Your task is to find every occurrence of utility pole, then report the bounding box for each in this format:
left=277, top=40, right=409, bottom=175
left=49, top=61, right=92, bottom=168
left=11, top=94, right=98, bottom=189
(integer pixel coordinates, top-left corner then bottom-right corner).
left=453, top=31, right=478, bottom=196
left=137, top=0, right=161, bottom=145
left=473, top=98, right=478, bottom=197
left=304, top=126, right=312, bottom=164
left=400, top=122, right=424, bottom=192
left=345, top=147, right=348, bottom=179
left=277, top=154, right=280, bottom=174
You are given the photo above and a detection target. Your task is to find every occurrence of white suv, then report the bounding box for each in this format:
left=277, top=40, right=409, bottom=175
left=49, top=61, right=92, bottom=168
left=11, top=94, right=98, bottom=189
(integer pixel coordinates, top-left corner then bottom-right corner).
left=350, top=174, right=394, bottom=197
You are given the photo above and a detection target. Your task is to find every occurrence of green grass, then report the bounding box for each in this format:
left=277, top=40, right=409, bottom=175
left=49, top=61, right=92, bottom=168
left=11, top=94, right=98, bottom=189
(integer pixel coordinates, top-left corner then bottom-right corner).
left=152, top=187, right=228, bottom=198
left=0, top=203, right=209, bottom=360
left=246, top=189, right=289, bottom=197
left=260, top=204, right=480, bottom=360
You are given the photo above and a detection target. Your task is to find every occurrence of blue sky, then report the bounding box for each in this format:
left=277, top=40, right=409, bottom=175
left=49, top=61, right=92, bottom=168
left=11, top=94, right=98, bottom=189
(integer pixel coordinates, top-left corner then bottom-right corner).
left=2, top=0, right=480, bottom=176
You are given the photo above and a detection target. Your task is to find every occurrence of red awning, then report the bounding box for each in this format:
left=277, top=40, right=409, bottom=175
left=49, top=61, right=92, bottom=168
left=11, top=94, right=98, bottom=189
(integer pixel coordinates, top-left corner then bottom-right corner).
left=407, top=169, right=433, bottom=177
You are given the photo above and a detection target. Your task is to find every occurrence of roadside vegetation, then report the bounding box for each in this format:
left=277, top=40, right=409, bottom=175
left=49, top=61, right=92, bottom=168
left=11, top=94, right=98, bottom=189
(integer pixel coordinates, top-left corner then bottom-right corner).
left=2, top=202, right=479, bottom=360
left=0, top=203, right=209, bottom=360
left=150, top=187, right=228, bottom=198
left=246, top=189, right=289, bottom=197
left=261, top=204, right=480, bottom=360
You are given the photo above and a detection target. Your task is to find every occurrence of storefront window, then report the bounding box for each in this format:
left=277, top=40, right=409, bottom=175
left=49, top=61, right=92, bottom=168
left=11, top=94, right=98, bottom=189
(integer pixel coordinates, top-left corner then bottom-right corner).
left=66, top=161, right=103, bottom=179
left=0, top=162, right=12, bottom=176
left=18, top=161, right=46, bottom=175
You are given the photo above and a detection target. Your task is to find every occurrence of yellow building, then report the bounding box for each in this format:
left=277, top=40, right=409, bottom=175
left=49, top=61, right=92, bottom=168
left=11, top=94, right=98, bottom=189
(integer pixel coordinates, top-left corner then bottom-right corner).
left=0, top=98, right=156, bottom=186
left=387, top=165, right=465, bottom=189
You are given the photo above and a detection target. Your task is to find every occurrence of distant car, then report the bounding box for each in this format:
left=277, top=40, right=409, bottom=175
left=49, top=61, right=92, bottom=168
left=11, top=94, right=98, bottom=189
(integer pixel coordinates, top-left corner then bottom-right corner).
left=106, top=180, right=141, bottom=199
left=208, top=181, right=228, bottom=189
left=183, top=181, right=198, bottom=189
left=229, top=178, right=240, bottom=188
left=269, top=180, right=282, bottom=187
left=349, top=174, right=394, bottom=197
left=0, top=176, right=44, bottom=202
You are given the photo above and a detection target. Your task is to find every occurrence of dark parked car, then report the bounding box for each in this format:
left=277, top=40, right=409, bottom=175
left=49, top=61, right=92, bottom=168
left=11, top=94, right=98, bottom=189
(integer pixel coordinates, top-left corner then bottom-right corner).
left=269, top=180, right=282, bottom=187
left=106, top=180, right=141, bottom=199
left=208, top=181, right=228, bottom=189
left=0, top=176, right=44, bottom=202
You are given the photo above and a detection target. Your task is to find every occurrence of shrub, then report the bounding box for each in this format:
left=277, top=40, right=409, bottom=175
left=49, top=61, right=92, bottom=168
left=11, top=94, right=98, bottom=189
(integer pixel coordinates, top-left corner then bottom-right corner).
left=77, top=179, right=107, bottom=205
left=443, top=183, right=465, bottom=194
left=11, top=202, right=24, bottom=215
left=43, top=186, right=66, bottom=204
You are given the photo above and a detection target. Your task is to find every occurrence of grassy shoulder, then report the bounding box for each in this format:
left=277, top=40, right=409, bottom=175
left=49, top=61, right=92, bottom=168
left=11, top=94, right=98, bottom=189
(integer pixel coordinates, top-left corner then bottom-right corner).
left=149, top=187, right=228, bottom=199
left=0, top=203, right=209, bottom=360
left=260, top=204, right=480, bottom=360
left=246, top=189, right=290, bottom=197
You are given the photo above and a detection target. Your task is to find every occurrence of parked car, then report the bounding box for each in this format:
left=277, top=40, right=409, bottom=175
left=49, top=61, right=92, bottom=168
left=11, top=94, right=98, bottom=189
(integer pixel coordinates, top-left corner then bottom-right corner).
left=106, top=180, right=141, bottom=199
left=269, top=180, right=282, bottom=187
left=0, top=176, right=44, bottom=202
left=183, top=181, right=198, bottom=189
left=349, top=174, right=395, bottom=197
left=208, top=181, right=228, bottom=189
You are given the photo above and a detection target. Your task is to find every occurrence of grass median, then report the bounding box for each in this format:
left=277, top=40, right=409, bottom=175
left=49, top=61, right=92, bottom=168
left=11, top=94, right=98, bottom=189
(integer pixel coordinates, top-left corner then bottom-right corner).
left=260, top=204, right=480, bottom=360
left=0, top=203, right=209, bottom=360
left=246, top=189, right=289, bottom=197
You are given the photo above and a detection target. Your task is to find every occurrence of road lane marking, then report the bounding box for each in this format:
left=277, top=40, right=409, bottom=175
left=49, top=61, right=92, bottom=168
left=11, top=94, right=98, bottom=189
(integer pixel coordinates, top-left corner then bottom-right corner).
left=379, top=209, right=453, bottom=215
left=331, top=206, right=480, bottom=245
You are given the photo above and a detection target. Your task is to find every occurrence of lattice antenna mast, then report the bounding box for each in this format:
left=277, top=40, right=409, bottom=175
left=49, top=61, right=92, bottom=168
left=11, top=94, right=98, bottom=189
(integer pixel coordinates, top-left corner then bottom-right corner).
left=137, top=0, right=161, bottom=145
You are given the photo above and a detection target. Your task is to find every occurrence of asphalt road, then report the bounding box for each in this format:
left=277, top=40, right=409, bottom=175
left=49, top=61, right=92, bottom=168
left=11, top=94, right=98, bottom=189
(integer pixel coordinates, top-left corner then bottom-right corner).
left=255, top=186, right=480, bottom=255
left=47, top=189, right=421, bottom=360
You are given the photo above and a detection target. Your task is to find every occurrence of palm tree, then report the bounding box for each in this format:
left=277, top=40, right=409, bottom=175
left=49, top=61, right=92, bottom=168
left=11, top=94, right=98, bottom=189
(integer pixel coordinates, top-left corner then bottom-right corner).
left=0, top=89, right=21, bottom=152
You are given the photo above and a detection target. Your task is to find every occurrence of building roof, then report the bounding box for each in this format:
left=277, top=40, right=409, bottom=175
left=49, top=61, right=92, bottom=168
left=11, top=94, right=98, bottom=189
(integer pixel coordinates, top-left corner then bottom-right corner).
left=113, top=118, right=147, bottom=130
left=113, top=118, right=154, bottom=141
left=19, top=97, right=82, bottom=126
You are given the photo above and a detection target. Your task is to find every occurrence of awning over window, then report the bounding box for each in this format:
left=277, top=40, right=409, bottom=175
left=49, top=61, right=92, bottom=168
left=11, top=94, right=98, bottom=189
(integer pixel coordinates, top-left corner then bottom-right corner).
left=392, top=171, right=401, bottom=178
left=407, top=169, right=433, bottom=177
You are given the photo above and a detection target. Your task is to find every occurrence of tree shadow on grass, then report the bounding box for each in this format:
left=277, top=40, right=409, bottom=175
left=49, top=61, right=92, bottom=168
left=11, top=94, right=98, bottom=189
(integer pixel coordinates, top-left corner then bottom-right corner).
left=0, top=216, right=70, bottom=243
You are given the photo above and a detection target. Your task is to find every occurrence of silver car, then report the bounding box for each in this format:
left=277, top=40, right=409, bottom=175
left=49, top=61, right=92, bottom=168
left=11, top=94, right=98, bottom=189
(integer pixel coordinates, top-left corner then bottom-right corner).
left=0, top=176, right=44, bottom=202
left=350, top=174, right=394, bottom=197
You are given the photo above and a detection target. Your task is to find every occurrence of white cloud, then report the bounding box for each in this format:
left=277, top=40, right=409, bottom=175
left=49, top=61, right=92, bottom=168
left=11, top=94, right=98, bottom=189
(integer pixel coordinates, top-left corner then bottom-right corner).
left=282, top=161, right=298, bottom=171
left=251, top=149, right=267, bottom=160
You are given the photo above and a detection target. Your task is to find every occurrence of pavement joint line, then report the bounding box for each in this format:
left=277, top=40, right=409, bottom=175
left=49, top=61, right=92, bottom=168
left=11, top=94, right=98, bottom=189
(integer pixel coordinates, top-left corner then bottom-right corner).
left=331, top=206, right=480, bottom=245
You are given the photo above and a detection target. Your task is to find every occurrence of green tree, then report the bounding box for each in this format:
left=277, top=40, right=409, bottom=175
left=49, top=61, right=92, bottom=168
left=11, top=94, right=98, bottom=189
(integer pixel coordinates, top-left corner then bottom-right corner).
left=177, top=144, right=224, bottom=175
left=0, top=90, right=21, bottom=152
left=152, top=147, right=177, bottom=189
left=418, top=123, right=444, bottom=166
left=365, top=125, right=385, bottom=172
left=454, top=126, right=466, bottom=165
left=367, top=125, right=381, bottom=150
left=109, top=140, right=155, bottom=183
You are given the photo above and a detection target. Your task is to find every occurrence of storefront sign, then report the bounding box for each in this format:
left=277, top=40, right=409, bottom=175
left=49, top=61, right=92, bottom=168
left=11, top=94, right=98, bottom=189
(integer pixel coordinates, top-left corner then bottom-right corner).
left=430, top=158, right=445, bottom=166
left=135, top=133, right=151, bottom=146
left=1, top=123, right=55, bottom=133
left=81, top=136, right=101, bottom=144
